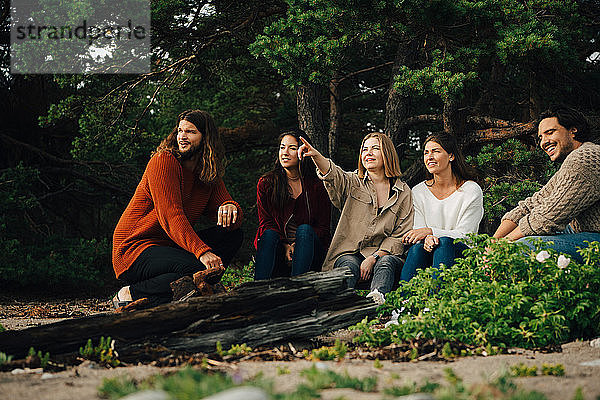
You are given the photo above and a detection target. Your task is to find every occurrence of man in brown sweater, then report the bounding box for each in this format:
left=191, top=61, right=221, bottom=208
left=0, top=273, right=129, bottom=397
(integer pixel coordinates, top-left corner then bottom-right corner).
left=493, top=106, right=600, bottom=261
left=112, top=110, right=243, bottom=308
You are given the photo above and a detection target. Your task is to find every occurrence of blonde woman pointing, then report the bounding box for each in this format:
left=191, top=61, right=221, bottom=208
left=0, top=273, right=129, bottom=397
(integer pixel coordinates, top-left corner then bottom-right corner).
left=298, top=133, right=413, bottom=304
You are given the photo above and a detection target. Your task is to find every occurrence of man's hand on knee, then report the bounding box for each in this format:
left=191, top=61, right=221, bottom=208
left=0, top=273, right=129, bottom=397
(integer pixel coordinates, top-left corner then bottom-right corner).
left=217, top=204, right=238, bottom=227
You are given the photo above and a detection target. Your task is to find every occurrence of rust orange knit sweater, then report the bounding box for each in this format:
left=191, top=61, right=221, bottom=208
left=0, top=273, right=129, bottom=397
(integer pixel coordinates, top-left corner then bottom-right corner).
left=112, top=151, right=242, bottom=278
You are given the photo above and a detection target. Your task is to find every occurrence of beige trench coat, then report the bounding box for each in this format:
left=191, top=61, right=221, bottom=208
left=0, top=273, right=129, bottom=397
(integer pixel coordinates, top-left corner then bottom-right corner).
left=318, top=159, right=414, bottom=271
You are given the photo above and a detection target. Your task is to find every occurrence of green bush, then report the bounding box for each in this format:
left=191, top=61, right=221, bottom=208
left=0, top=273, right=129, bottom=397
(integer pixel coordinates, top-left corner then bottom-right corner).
left=0, top=163, right=113, bottom=291
left=299, top=364, right=378, bottom=392
left=467, top=140, right=558, bottom=229
left=215, top=341, right=253, bottom=358
left=27, top=347, right=50, bottom=368
left=79, top=336, right=120, bottom=367
left=221, top=261, right=254, bottom=291
left=352, top=235, right=600, bottom=349
left=0, top=236, right=112, bottom=291
left=305, top=339, right=348, bottom=361
left=0, top=352, right=13, bottom=365
left=541, top=363, right=565, bottom=376
left=510, top=363, right=538, bottom=377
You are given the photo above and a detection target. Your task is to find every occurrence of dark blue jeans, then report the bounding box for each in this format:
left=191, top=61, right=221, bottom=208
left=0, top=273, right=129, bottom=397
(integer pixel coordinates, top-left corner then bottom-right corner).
left=516, top=225, right=600, bottom=263
left=400, top=236, right=468, bottom=282
left=254, top=224, right=325, bottom=280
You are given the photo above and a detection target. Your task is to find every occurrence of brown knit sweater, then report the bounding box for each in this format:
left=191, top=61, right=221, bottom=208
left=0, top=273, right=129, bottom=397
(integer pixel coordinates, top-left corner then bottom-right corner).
left=112, top=152, right=242, bottom=278
left=503, top=142, right=600, bottom=235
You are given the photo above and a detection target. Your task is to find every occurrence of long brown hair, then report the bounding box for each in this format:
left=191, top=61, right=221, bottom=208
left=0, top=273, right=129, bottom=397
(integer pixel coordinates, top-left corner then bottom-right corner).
left=155, top=110, right=225, bottom=183
left=357, top=132, right=402, bottom=179
left=423, top=132, right=478, bottom=186
left=261, top=130, right=317, bottom=211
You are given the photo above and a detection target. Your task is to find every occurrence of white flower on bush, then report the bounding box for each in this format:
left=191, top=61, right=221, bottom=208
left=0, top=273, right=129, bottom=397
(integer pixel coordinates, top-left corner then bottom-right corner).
left=557, top=255, right=571, bottom=269
left=536, top=250, right=551, bottom=262
left=384, top=309, right=401, bottom=328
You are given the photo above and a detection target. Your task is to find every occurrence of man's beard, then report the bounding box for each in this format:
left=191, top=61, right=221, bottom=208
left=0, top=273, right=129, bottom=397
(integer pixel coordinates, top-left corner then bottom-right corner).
left=179, top=144, right=202, bottom=162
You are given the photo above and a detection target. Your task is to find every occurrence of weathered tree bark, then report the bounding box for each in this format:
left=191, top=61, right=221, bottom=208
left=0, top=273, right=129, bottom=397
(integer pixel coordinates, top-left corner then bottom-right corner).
left=397, top=114, right=537, bottom=145
left=328, top=72, right=342, bottom=160
left=528, top=71, right=541, bottom=122
left=443, top=96, right=467, bottom=138
left=0, top=270, right=377, bottom=359
left=385, top=42, right=415, bottom=157
left=469, top=121, right=535, bottom=144
left=296, top=83, right=328, bottom=156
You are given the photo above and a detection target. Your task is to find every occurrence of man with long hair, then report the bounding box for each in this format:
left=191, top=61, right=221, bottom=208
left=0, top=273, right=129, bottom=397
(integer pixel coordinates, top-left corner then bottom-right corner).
left=494, top=105, right=600, bottom=261
left=111, top=110, right=243, bottom=309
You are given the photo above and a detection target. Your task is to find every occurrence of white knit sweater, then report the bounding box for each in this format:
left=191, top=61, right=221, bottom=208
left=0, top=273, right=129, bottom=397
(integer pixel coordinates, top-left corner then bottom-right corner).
left=412, top=180, right=484, bottom=239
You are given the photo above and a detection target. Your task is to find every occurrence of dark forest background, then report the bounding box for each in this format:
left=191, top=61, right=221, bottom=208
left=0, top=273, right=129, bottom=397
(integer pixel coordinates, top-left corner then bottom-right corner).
left=0, top=0, right=599, bottom=295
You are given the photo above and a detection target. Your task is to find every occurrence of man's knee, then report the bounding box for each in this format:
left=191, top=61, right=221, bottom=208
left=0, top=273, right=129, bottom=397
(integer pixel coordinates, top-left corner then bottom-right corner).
left=515, top=236, right=537, bottom=250
left=174, top=260, right=204, bottom=275
left=228, top=227, right=244, bottom=249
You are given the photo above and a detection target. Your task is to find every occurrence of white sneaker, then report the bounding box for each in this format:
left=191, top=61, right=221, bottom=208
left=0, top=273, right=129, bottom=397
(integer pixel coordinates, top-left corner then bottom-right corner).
left=366, top=289, right=385, bottom=305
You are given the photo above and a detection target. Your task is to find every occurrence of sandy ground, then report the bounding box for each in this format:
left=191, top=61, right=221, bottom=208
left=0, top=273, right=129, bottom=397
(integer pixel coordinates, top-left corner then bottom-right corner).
left=1, top=306, right=600, bottom=399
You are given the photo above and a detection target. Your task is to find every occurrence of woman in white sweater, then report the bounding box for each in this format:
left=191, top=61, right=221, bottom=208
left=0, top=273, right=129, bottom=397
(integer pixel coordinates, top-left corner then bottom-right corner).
left=400, top=133, right=484, bottom=282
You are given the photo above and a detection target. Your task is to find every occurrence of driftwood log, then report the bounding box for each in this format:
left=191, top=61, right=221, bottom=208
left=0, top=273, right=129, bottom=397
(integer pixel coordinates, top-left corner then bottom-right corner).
left=0, top=269, right=378, bottom=358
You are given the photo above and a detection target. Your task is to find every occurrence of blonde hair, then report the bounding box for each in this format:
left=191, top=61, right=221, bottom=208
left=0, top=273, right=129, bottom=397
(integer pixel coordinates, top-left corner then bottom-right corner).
left=154, top=110, right=225, bottom=183
left=357, top=132, right=402, bottom=179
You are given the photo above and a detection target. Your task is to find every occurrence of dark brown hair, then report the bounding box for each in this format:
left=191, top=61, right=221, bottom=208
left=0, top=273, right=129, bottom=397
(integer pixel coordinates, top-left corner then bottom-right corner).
left=155, top=110, right=225, bottom=183
left=423, top=132, right=478, bottom=186
left=261, top=130, right=317, bottom=211
left=538, top=105, right=592, bottom=143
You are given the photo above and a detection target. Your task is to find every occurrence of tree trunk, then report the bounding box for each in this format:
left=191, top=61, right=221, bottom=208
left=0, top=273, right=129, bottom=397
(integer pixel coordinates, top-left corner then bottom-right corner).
left=443, top=97, right=458, bottom=136
left=468, top=121, right=535, bottom=144
left=528, top=71, right=541, bottom=121
left=296, top=83, right=327, bottom=156
left=0, top=270, right=377, bottom=359
left=328, top=73, right=342, bottom=160
left=385, top=41, right=417, bottom=158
